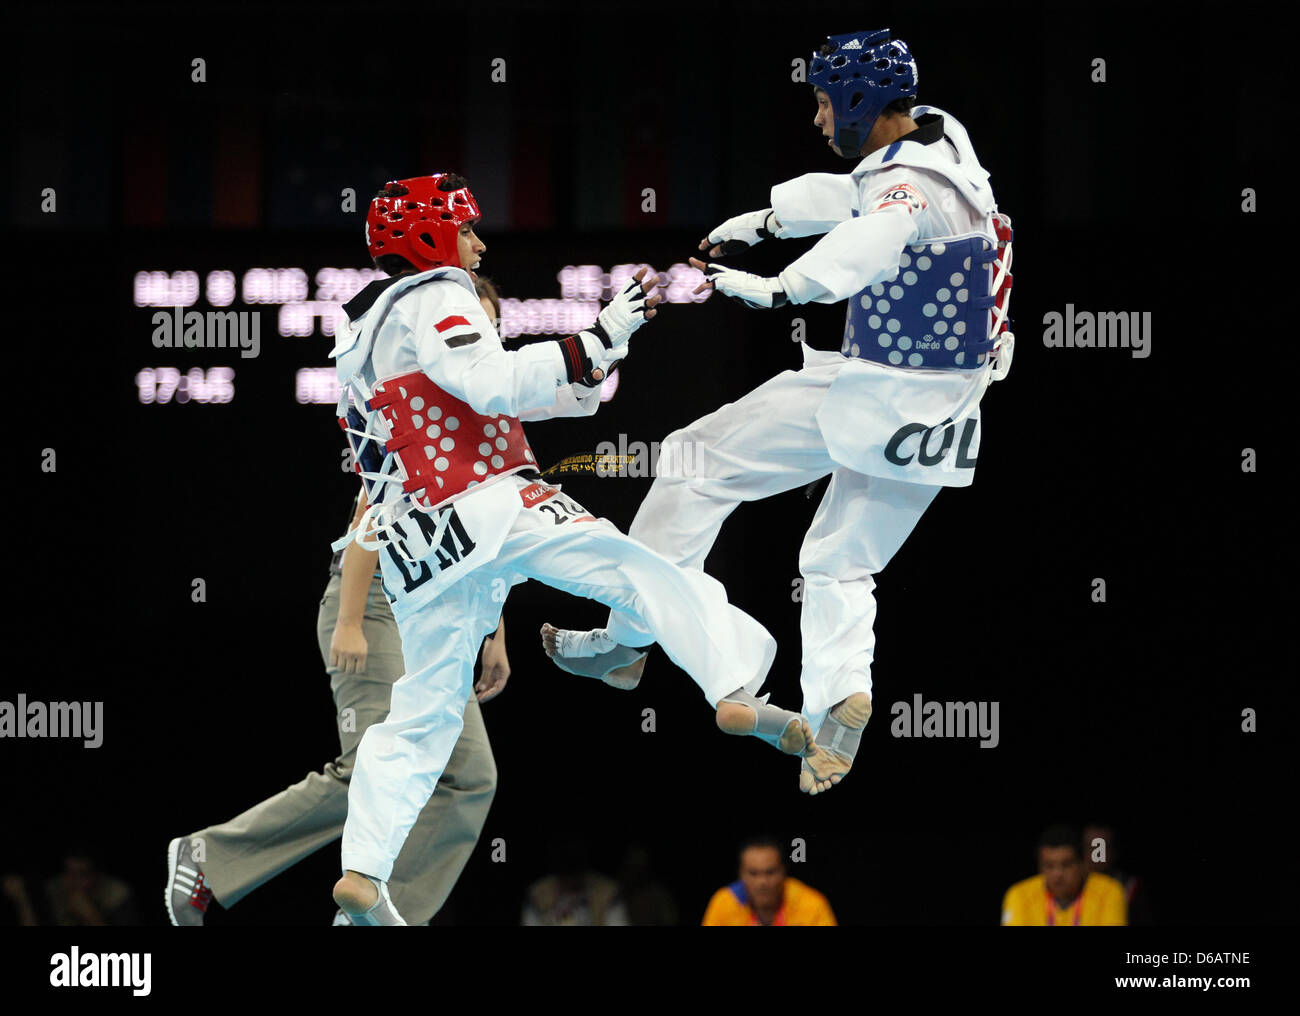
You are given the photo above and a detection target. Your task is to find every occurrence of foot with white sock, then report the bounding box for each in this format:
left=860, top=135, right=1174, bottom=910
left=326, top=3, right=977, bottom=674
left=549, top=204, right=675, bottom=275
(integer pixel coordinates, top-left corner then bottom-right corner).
left=798, top=692, right=872, bottom=795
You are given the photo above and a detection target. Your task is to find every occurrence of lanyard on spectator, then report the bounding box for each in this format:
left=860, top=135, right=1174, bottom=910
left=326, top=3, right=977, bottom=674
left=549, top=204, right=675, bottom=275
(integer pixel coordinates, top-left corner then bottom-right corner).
left=1046, top=889, right=1083, bottom=926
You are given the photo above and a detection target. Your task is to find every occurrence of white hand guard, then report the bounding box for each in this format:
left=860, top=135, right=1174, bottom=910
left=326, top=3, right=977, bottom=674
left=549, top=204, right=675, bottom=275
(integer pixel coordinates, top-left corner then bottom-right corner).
left=703, top=208, right=780, bottom=255
left=700, top=263, right=788, bottom=310
left=597, top=339, right=629, bottom=373
left=588, top=275, right=654, bottom=350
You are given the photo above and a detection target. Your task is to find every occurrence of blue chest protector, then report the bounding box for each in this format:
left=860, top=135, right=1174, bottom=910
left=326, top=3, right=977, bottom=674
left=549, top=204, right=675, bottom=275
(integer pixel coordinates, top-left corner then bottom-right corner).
left=842, top=231, right=997, bottom=370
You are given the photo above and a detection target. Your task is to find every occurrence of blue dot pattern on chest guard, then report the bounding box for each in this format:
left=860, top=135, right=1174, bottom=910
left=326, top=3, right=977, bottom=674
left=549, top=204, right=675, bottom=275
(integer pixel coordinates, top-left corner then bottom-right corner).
left=842, top=233, right=997, bottom=370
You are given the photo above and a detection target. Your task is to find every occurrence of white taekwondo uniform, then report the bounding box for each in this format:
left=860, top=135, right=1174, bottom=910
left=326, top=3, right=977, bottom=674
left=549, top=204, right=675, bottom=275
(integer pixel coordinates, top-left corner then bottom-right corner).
left=602, top=106, right=1015, bottom=736
left=330, top=266, right=777, bottom=881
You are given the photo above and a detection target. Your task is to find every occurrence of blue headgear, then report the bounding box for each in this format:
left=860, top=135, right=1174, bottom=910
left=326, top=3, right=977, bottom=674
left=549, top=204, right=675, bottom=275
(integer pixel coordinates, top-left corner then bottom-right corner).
left=809, top=29, right=918, bottom=157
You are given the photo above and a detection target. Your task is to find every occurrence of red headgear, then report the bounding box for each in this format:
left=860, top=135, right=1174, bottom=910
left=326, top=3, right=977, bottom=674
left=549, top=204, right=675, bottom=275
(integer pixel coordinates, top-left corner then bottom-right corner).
left=365, top=174, right=481, bottom=273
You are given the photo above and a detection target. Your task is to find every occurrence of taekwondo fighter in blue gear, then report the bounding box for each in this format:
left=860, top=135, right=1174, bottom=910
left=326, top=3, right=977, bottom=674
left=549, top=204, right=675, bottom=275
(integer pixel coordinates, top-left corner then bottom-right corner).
left=543, top=28, right=1015, bottom=795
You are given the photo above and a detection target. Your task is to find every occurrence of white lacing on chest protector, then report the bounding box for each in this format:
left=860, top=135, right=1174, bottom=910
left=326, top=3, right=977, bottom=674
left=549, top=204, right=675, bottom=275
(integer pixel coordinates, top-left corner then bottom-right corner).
left=331, top=372, right=455, bottom=565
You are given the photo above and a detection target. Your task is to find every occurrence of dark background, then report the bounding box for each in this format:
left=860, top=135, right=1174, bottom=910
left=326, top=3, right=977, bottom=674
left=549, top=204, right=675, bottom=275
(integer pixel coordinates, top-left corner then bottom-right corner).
left=2, top=0, right=1292, bottom=927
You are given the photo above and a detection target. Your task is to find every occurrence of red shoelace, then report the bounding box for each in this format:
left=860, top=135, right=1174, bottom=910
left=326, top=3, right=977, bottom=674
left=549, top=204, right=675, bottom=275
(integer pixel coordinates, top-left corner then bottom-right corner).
left=189, top=874, right=214, bottom=912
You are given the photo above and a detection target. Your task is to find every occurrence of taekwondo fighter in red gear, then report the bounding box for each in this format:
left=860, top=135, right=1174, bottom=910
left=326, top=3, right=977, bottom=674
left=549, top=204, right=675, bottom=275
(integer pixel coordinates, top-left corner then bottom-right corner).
left=329, top=175, right=834, bottom=923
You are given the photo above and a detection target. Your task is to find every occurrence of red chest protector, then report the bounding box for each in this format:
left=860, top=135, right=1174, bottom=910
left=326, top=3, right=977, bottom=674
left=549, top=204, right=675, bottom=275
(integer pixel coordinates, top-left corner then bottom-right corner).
left=352, top=371, right=538, bottom=510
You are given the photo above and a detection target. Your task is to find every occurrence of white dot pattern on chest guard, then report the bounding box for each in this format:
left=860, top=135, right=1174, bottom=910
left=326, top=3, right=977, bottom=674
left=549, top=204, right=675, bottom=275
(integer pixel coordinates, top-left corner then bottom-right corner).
left=841, top=234, right=998, bottom=370
left=359, top=373, right=537, bottom=510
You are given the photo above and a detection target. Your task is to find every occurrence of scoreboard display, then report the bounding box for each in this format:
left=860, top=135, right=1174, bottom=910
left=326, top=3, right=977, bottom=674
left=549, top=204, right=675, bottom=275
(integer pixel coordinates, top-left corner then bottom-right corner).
left=130, top=262, right=712, bottom=405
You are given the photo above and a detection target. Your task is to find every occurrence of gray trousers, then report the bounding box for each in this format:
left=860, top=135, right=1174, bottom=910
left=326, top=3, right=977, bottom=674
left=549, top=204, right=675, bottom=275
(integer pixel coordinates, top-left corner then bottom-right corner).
left=191, top=573, right=497, bottom=924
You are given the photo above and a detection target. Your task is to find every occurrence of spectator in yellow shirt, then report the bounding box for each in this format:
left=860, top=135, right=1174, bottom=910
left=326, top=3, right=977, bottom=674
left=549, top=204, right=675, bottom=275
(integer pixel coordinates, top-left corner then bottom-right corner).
left=702, top=837, right=836, bottom=926
left=1002, top=824, right=1127, bottom=926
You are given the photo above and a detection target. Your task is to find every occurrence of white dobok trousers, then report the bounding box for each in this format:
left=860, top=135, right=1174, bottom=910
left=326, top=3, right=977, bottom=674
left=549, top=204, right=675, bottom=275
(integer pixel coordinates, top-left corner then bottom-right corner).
left=341, top=476, right=776, bottom=881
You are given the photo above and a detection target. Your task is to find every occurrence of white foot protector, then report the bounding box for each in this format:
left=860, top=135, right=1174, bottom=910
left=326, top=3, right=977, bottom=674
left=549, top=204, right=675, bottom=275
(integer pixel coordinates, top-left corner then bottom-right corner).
left=718, top=688, right=811, bottom=754
left=799, top=693, right=872, bottom=795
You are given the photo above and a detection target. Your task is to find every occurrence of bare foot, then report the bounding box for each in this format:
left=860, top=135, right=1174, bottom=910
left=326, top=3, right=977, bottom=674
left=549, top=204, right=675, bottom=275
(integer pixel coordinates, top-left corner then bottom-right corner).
left=714, top=700, right=755, bottom=734
left=798, top=746, right=852, bottom=794
left=602, top=653, right=647, bottom=690
left=541, top=622, right=559, bottom=657
left=333, top=870, right=378, bottom=915
left=781, top=716, right=814, bottom=755
left=799, top=692, right=872, bottom=795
